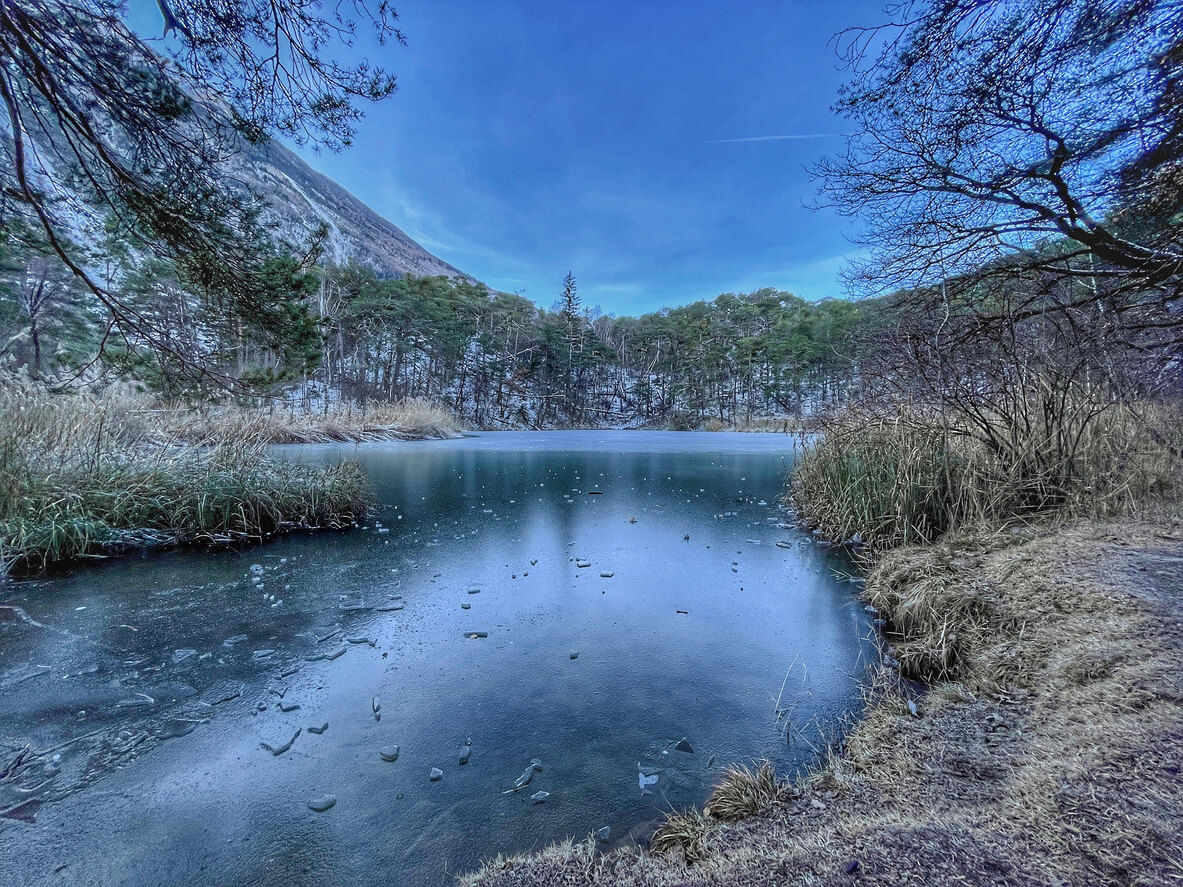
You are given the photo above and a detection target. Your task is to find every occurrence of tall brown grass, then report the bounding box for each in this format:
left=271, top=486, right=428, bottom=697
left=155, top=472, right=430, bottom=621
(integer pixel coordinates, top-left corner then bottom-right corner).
left=790, top=400, right=1181, bottom=549
left=0, top=387, right=373, bottom=575
left=159, top=398, right=461, bottom=445
left=650, top=806, right=708, bottom=862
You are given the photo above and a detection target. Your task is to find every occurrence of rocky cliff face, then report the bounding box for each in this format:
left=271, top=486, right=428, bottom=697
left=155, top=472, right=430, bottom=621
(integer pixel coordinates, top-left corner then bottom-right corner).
left=230, top=137, right=472, bottom=281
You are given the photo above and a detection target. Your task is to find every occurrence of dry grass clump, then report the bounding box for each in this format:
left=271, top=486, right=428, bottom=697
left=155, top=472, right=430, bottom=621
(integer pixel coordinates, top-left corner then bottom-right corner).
left=862, top=545, right=1008, bottom=684
left=704, top=761, right=784, bottom=822
left=0, top=386, right=372, bottom=575
left=650, top=807, right=709, bottom=862
left=791, top=400, right=1181, bottom=549
left=162, top=398, right=461, bottom=445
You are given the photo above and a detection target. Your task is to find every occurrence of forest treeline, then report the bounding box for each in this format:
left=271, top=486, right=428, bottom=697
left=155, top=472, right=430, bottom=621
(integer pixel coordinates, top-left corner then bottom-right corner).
left=0, top=244, right=871, bottom=428
left=311, top=267, right=870, bottom=428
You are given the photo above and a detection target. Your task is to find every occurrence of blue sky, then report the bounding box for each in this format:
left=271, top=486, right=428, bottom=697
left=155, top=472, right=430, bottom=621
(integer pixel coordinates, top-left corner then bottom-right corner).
left=135, top=1, right=884, bottom=315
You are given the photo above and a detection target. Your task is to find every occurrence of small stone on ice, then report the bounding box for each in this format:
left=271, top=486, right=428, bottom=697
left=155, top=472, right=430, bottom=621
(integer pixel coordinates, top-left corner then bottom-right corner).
left=429, top=767, right=443, bottom=781
left=380, top=745, right=400, bottom=762
left=459, top=745, right=472, bottom=765
left=569, top=651, right=579, bottom=660
left=595, top=827, right=611, bottom=841
left=600, top=571, right=614, bottom=578
left=461, top=602, right=471, bottom=609
left=307, top=795, right=336, bottom=812
left=673, top=737, right=694, bottom=753
left=531, top=791, right=550, bottom=804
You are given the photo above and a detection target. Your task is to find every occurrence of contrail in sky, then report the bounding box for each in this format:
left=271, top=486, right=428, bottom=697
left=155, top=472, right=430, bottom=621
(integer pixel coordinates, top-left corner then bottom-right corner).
left=705, top=133, right=845, bottom=143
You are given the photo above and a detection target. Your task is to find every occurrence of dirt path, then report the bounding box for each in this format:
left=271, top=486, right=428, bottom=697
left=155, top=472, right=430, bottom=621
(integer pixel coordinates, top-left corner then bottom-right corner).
left=463, top=515, right=1183, bottom=886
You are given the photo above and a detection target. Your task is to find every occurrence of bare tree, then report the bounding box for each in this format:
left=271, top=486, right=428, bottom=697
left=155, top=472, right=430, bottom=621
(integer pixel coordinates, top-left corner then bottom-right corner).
left=815, top=0, right=1183, bottom=329
left=12, top=257, right=74, bottom=377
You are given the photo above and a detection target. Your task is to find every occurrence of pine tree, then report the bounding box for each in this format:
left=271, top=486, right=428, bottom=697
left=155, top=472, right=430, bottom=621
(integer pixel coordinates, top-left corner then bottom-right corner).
left=559, top=272, right=582, bottom=359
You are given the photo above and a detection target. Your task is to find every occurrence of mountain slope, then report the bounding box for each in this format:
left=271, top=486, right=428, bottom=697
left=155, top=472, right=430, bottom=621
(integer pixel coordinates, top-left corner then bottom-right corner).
left=230, top=138, right=473, bottom=281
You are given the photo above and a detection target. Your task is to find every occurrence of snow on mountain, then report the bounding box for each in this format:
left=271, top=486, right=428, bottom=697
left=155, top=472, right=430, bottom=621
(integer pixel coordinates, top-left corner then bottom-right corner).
left=227, top=137, right=473, bottom=281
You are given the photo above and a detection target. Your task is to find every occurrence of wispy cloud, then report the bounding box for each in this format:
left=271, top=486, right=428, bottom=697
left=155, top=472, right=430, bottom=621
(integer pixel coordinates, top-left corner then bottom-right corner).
left=705, top=133, right=845, bottom=144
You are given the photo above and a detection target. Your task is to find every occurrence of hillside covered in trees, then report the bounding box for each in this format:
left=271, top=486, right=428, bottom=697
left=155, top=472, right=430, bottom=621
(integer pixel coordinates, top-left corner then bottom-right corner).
left=0, top=242, right=869, bottom=428
left=305, top=267, right=870, bottom=428
left=0, top=0, right=868, bottom=430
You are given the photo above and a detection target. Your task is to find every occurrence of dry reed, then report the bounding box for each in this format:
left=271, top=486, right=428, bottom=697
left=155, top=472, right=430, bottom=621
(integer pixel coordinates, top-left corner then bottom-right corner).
left=0, top=386, right=373, bottom=575
left=790, top=400, right=1181, bottom=549
left=159, top=398, right=461, bottom=445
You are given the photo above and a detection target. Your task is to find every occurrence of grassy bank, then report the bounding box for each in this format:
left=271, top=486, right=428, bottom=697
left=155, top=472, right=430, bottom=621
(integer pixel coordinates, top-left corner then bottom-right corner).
left=646, top=414, right=808, bottom=433
left=159, top=397, right=463, bottom=444
left=0, top=389, right=374, bottom=576
left=462, top=514, right=1183, bottom=886
left=789, top=403, right=1180, bottom=548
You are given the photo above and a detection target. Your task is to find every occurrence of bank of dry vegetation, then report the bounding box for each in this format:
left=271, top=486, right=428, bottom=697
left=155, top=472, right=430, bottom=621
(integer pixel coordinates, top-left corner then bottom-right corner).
left=159, top=397, right=462, bottom=444
left=0, top=388, right=385, bottom=576
left=790, top=401, right=1181, bottom=549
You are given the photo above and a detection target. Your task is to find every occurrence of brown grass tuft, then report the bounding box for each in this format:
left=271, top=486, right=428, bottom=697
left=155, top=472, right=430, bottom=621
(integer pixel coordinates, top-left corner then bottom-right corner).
left=704, top=761, right=784, bottom=822
left=650, top=807, right=708, bottom=862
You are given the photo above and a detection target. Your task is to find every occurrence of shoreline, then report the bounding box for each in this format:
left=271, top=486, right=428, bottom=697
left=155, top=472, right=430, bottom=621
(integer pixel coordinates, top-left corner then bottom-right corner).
left=462, top=511, right=1183, bottom=886
left=2, top=423, right=801, bottom=578
left=0, top=389, right=467, bottom=578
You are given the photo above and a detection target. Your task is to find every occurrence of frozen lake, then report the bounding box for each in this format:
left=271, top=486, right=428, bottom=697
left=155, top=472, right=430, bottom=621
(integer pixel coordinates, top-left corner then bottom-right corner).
left=0, top=431, right=874, bottom=886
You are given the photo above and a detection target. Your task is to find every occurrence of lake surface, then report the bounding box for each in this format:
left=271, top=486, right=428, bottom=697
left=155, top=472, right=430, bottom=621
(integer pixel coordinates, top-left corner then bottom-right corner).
left=0, top=431, right=873, bottom=886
